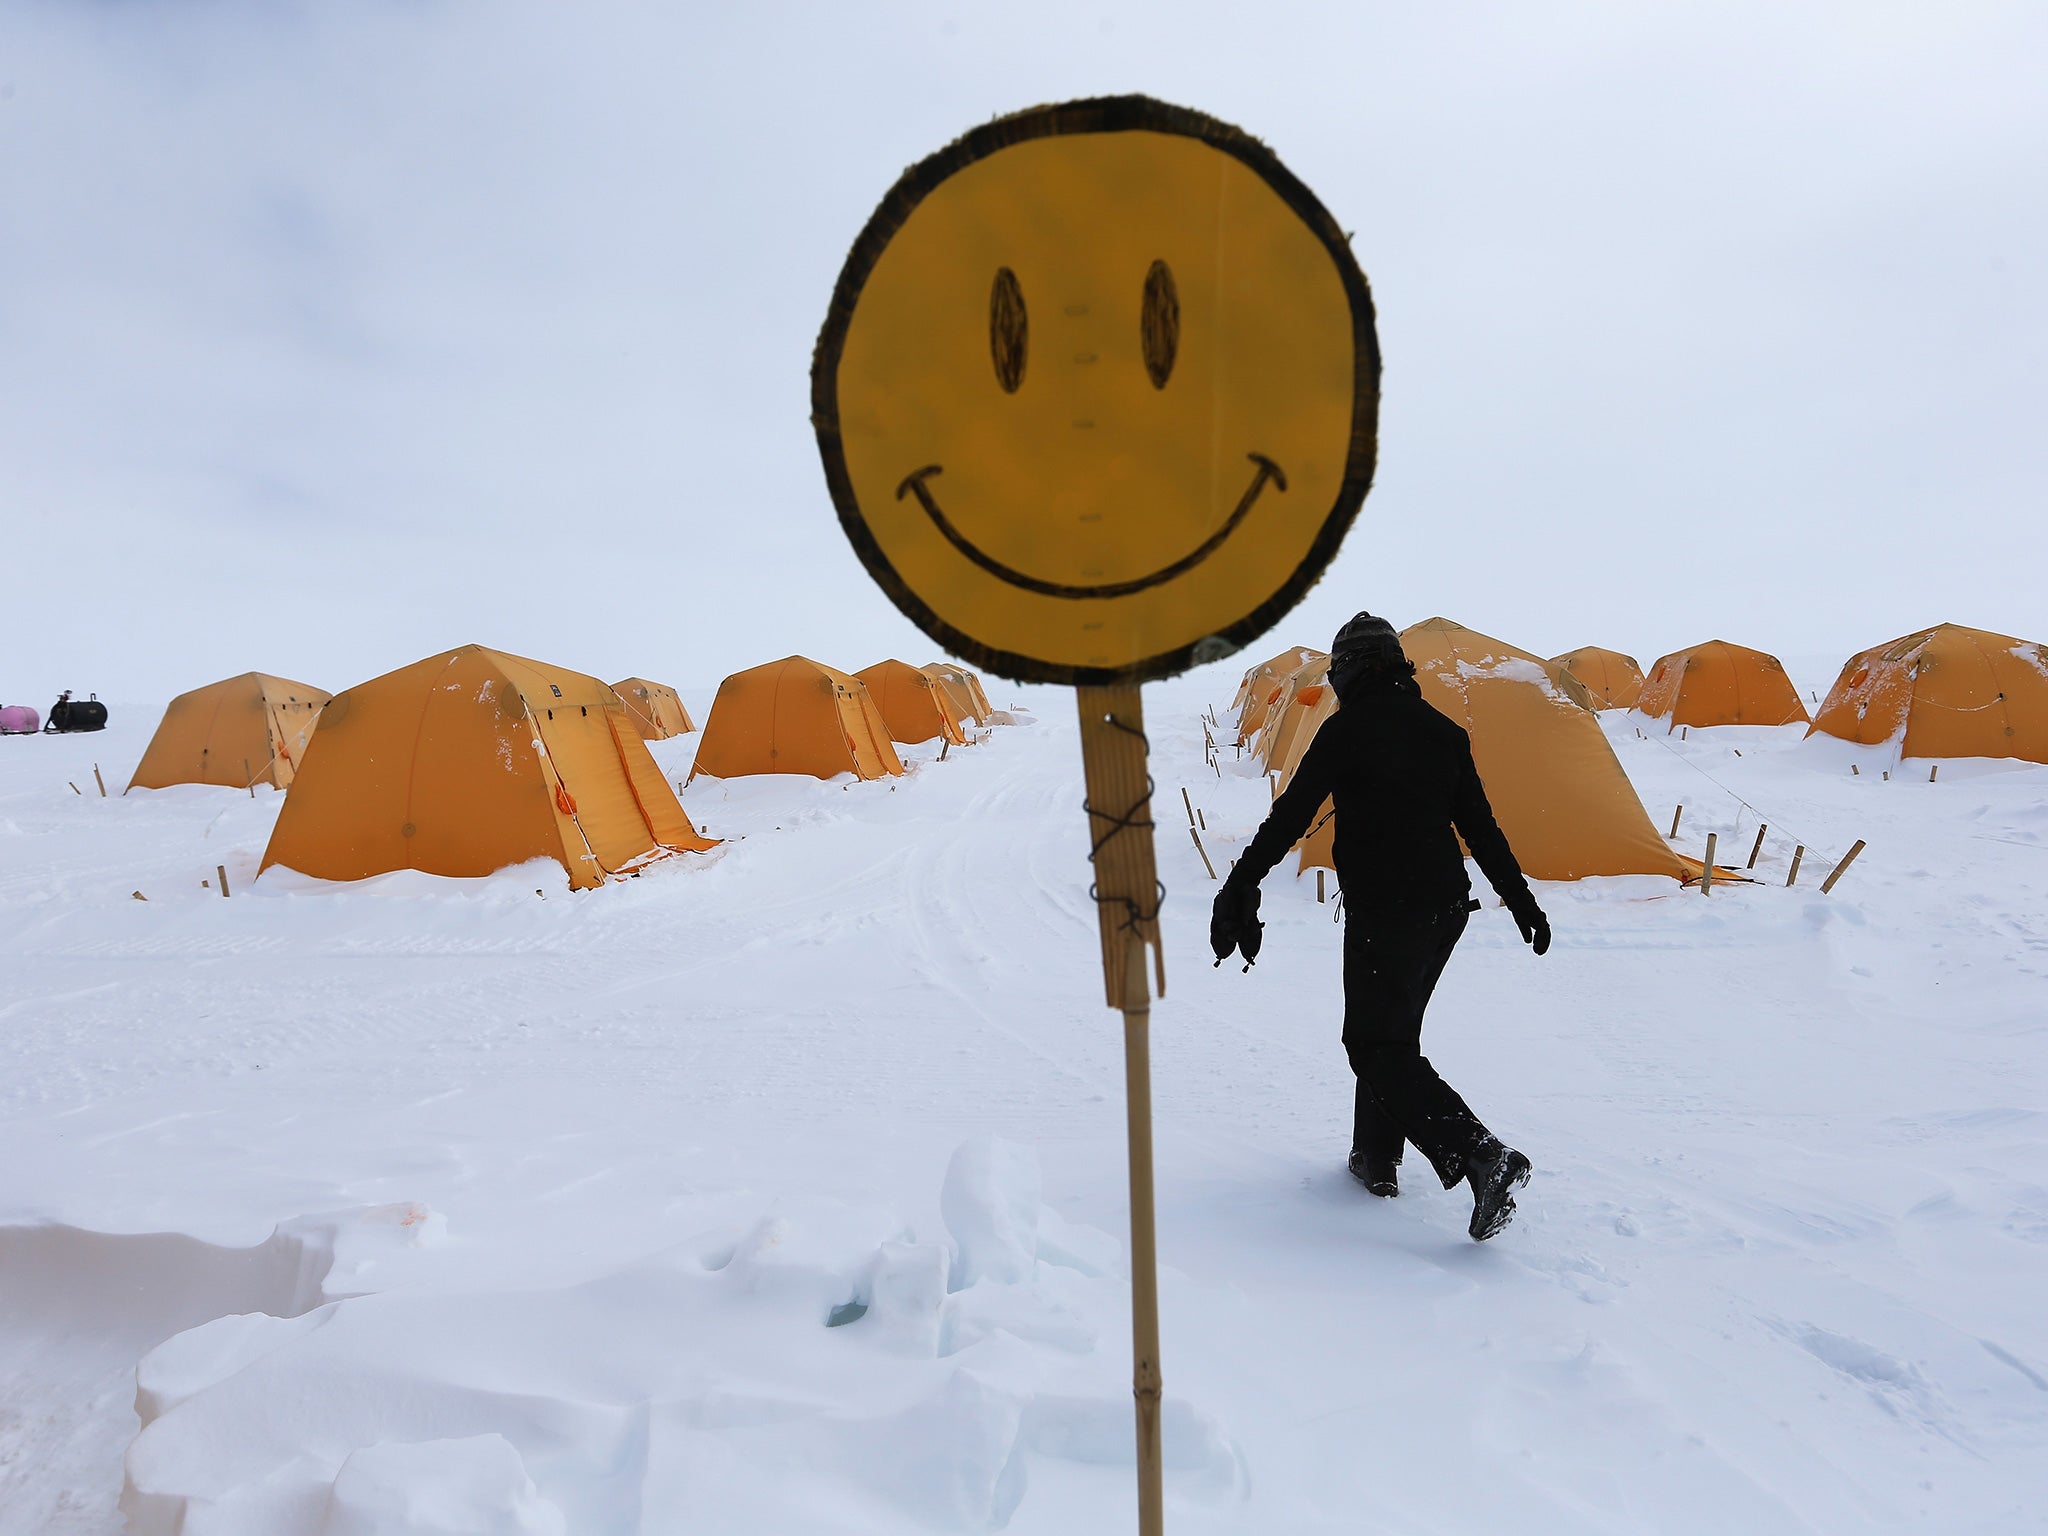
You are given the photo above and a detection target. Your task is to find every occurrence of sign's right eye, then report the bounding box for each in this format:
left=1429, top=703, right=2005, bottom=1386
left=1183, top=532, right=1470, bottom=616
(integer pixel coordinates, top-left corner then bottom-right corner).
left=1142, top=260, right=1180, bottom=388
left=990, top=267, right=1027, bottom=393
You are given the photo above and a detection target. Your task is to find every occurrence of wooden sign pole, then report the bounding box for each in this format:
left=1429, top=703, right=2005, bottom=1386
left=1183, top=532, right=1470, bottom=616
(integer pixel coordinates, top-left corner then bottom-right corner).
left=1076, top=684, right=1165, bottom=1536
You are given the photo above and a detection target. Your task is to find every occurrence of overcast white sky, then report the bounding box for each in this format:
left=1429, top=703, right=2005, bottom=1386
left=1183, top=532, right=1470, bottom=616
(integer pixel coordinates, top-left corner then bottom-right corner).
left=3, top=1, right=2042, bottom=706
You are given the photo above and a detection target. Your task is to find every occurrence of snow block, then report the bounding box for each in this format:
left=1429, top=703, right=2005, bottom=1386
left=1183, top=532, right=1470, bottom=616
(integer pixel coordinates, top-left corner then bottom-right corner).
left=863, top=1238, right=950, bottom=1355
left=1034, top=1205, right=1122, bottom=1278
left=723, top=1200, right=904, bottom=1322
left=321, top=1435, right=566, bottom=1536
left=849, top=1365, right=1030, bottom=1531
left=942, top=1137, right=1041, bottom=1288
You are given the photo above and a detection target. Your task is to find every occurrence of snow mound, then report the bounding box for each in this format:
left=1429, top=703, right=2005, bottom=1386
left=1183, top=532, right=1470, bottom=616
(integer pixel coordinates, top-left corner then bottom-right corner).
left=322, top=1436, right=565, bottom=1536
left=117, top=1144, right=1241, bottom=1534
left=943, top=1135, right=1042, bottom=1287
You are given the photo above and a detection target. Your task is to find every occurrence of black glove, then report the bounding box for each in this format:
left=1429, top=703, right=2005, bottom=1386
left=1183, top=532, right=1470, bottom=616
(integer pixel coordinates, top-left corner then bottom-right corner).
left=1510, top=898, right=1551, bottom=956
left=1211, top=879, right=1264, bottom=970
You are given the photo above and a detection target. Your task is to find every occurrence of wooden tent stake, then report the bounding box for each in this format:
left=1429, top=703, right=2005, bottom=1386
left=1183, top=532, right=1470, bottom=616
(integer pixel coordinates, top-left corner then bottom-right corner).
left=93, top=764, right=106, bottom=797
left=68, top=782, right=81, bottom=795
left=1180, top=786, right=1196, bottom=828
left=1196, top=808, right=1205, bottom=832
left=1074, top=685, right=1164, bottom=1536
left=1929, top=764, right=1938, bottom=782
left=1701, top=833, right=1717, bottom=895
left=1820, top=839, right=1866, bottom=895
left=216, top=863, right=231, bottom=899
left=244, top=758, right=256, bottom=797
left=1188, top=826, right=1216, bottom=880
left=1746, top=824, right=1767, bottom=869
left=1787, top=845, right=1805, bottom=887
left=1669, top=804, right=1684, bottom=837
left=1316, top=868, right=1326, bottom=903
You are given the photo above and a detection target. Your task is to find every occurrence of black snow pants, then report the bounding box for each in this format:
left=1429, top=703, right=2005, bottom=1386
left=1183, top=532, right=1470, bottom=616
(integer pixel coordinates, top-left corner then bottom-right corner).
left=1343, top=902, right=1492, bottom=1188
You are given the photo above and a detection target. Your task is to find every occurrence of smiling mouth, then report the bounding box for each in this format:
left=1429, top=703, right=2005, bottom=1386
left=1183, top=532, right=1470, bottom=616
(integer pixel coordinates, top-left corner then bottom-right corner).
left=894, top=452, right=1287, bottom=601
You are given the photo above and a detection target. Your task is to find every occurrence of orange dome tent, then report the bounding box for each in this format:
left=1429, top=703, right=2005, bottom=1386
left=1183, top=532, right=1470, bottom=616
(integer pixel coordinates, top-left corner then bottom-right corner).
left=1809, top=623, right=2048, bottom=764
left=129, top=673, right=330, bottom=792
left=922, top=662, right=991, bottom=730
left=612, top=677, right=694, bottom=739
left=260, top=645, right=714, bottom=891
left=1637, top=640, right=1808, bottom=730
left=1285, top=619, right=1692, bottom=883
left=858, top=659, right=968, bottom=746
left=1550, top=647, right=1645, bottom=711
left=1256, top=655, right=1331, bottom=771
left=1229, top=647, right=1301, bottom=719
left=1234, top=646, right=1321, bottom=744
left=691, top=657, right=905, bottom=782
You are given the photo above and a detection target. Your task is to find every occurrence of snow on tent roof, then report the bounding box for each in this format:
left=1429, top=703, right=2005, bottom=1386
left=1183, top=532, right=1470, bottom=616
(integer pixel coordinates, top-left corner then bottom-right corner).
left=1809, top=622, right=2048, bottom=765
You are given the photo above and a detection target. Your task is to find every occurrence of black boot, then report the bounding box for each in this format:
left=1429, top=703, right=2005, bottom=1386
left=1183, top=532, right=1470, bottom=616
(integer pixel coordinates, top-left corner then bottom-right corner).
left=1347, top=1148, right=1400, bottom=1198
left=1465, top=1137, right=1531, bottom=1241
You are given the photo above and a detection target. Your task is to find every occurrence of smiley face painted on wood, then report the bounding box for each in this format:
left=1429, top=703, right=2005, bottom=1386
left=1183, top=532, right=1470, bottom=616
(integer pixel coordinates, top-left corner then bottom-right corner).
left=813, top=96, right=1381, bottom=685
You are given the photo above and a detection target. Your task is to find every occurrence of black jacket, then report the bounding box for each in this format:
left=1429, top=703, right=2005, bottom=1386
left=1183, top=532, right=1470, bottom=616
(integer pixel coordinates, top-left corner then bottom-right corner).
left=1233, top=679, right=1536, bottom=922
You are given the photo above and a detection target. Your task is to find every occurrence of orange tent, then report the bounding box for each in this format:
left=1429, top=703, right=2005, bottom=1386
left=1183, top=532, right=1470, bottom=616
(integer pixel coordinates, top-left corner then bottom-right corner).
left=858, top=659, right=968, bottom=746
left=1256, top=655, right=1331, bottom=771
left=1285, top=619, right=1690, bottom=882
left=1809, top=623, right=2048, bottom=764
left=691, top=657, right=905, bottom=781
left=612, top=677, right=694, bottom=739
left=1233, top=646, right=1322, bottom=744
left=129, top=673, right=329, bottom=792
left=1637, top=640, right=1808, bottom=729
left=1550, top=646, right=1645, bottom=711
left=923, top=662, right=991, bottom=729
left=260, top=645, right=713, bottom=891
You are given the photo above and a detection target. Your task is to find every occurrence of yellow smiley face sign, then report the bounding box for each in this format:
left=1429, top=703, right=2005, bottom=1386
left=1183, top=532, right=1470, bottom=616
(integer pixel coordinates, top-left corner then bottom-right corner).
left=813, top=96, right=1380, bottom=685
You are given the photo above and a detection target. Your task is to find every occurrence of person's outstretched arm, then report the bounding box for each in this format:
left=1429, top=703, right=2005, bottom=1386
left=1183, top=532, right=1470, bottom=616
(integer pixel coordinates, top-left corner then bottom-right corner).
left=1230, top=732, right=1341, bottom=892
left=1450, top=737, right=1551, bottom=954
left=1210, top=733, right=1339, bottom=967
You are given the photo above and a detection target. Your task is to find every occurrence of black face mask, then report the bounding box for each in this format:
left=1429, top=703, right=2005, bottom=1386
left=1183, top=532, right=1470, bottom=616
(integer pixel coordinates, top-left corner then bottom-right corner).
left=1328, top=651, right=1369, bottom=702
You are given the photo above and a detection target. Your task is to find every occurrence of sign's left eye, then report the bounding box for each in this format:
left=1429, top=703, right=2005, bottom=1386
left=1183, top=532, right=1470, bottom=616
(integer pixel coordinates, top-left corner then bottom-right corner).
left=990, top=267, right=1028, bottom=393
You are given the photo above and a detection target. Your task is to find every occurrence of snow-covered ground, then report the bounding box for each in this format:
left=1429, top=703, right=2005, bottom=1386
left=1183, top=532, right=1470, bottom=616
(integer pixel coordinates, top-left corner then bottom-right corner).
left=2, top=677, right=2044, bottom=1534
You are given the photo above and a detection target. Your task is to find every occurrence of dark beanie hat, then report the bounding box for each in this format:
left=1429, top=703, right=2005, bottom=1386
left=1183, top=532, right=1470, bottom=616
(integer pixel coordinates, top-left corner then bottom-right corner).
left=1328, top=611, right=1408, bottom=702
left=1332, top=611, right=1402, bottom=665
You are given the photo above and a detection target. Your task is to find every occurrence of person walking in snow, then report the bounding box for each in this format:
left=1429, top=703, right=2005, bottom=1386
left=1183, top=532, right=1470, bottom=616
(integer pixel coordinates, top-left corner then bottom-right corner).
left=1211, top=612, right=1549, bottom=1241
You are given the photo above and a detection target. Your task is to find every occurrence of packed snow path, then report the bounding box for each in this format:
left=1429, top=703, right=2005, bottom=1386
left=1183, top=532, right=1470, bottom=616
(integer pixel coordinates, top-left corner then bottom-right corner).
left=1, top=677, right=2044, bottom=1533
